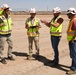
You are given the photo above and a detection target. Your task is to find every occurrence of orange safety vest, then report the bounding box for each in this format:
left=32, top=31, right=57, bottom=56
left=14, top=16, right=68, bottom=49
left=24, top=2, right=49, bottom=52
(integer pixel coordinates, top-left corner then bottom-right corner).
left=67, top=18, right=76, bottom=41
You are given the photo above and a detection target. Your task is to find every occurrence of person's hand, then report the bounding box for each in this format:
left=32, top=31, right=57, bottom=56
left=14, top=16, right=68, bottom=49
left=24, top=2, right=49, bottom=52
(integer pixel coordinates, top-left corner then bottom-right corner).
left=1, top=8, right=5, bottom=11
left=71, top=39, right=74, bottom=43
left=40, top=20, right=46, bottom=23
left=26, top=25, right=30, bottom=29
left=11, top=23, right=14, bottom=25
left=1, top=23, right=6, bottom=26
left=41, top=20, right=49, bottom=25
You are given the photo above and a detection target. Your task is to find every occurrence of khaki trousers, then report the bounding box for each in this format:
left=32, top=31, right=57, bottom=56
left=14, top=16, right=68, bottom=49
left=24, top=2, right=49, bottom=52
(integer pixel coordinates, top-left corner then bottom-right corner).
left=0, top=35, right=13, bottom=59
left=28, top=36, right=39, bottom=56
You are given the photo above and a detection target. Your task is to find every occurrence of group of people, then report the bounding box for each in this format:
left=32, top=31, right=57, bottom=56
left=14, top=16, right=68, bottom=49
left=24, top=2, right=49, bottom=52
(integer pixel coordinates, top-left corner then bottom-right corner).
left=0, top=4, right=76, bottom=75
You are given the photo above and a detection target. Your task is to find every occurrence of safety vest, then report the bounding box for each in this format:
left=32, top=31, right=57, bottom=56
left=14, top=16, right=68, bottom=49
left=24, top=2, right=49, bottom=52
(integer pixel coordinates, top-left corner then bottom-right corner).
left=67, top=18, right=76, bottom=41
left=0, top=15, right=12, bottom=34
left=26, top=18, right=40, bottom=37
left=50, top=16, right=62, bottom=36
left=0, top=8, right=4, bottom=15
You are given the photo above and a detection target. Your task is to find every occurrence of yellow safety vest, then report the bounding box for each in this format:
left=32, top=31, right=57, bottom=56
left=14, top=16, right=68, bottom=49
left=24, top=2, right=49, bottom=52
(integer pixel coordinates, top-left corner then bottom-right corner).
left=0, top=15, right=12, bottom=34
left=0, top=8, right=4, bottom=15
left=26, top=18, right=40, bottom=37
left=67, top=18, right=76, bottom=41
left=50, top=16, right=62, bottom=36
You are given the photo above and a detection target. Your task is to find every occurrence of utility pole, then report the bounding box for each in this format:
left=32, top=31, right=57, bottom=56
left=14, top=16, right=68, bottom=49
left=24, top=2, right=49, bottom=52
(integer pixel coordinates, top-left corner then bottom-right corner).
left=47, top=6, right=48, bottom=11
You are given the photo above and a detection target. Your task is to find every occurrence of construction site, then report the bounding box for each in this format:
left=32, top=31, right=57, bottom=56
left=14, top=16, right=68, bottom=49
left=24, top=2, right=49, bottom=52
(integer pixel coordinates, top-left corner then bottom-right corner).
left=0, top=13, right=75, bottom=75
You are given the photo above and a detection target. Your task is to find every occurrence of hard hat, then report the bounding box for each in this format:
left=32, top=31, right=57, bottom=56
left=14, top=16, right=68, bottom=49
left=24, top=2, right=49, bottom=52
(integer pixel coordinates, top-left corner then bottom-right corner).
left=67, top=7, right=76, bottom=15
left=30, top=8, right=36, bottom=13
left=2, top=4, right=10, bottom=9
left=53, top=7, right=61, bottom=13
left=9, top=8, right=12, bottom=11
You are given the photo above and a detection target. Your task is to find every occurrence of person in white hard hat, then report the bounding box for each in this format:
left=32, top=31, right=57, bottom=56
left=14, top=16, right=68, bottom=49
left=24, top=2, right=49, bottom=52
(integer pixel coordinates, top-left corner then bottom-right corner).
left=41, top=7, right=64, bottom=67
left=0, top=4, right=15, bottom=64
left=25, top=8, right=41, bottom=60
left=66, top=7, right=76, bottom=74
left=0, top=4, right=12, bottom=15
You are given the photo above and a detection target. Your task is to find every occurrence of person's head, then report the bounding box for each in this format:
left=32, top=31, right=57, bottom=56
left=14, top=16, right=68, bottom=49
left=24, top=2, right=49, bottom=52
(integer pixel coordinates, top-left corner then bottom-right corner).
left=2, top=4, right=12, bottom=15
left=67, top=7, right=76, bottom=19
left=30, top=8, right=36, bottom=18
left=52, top=7, right=61, bottom=17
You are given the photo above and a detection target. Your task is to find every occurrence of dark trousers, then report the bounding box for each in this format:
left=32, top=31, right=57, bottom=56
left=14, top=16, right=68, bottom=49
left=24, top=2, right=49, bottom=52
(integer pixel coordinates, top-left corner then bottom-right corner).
left=69, top=40, right=76, bottom=70
left=51, top=36, right=61, bottom=63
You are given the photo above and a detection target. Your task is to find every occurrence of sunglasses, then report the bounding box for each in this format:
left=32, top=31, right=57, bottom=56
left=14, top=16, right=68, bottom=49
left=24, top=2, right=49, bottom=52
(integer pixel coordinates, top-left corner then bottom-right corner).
left=67, top=10, right=75, bottom=13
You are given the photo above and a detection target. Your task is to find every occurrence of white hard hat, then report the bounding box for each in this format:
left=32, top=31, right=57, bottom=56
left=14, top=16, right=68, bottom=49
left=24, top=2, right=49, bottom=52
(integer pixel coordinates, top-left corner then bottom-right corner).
left=9, top=8, right=12, bottom=11
left=2, top=4, right=10, bottom=9
left=67, top=7, right=76, bottom=15
left=30, top=8, right=36, bottom=13
left=53, top=7, right=61, bottom=13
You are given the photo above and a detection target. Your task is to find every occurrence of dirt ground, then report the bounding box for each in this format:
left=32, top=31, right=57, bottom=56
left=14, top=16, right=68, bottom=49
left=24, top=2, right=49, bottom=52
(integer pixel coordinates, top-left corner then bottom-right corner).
left=0, top=14, right=74, bottom=75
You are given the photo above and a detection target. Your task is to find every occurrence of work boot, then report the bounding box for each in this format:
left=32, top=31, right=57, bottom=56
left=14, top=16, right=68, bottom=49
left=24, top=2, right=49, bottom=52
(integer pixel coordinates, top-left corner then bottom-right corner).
left=36, top=50, right=39, bottom=56
left=1, top=58, right=7, bottom=64
left=7, top=56, right=15, bottom=60
left=51, top=62, right=59, bottom=67
left=35, top=52, right=39, bottom=59
left=50, top=59, right=55, bottom=63
left=66, top=69, right=76, bottom=74
left=27, top=55, right=34, bottom=60
left=36, top=52, right=39, bottom=56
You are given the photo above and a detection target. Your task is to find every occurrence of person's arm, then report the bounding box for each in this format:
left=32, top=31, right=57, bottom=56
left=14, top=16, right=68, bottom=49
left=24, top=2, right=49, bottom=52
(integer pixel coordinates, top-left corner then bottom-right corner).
left=41, top=20, right=50, bottom=27
left=71, top=20, right=76, bottom=42
left=36, top=20, right=41, bottom=28
left=71, top=31, right=76, bottom=43
left=25, top=19, right=30, bottom=29
left=0, top=18, right=6, bottom=26
left=71, top=20, right=76, bottom=30
left=25, top=24, right=30, bottom=29
left=50, top=18, right=64, bottom=28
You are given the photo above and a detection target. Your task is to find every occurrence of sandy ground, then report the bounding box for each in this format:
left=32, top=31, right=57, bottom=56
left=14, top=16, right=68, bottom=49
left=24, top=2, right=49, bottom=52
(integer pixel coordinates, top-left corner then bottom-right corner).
left=0, top=14, right=75, bottom=75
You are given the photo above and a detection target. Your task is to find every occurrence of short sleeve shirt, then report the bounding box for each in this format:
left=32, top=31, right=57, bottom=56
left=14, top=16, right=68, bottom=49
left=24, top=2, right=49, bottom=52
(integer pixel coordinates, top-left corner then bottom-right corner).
left=57, top=18, right=64, bottom=24
left=71, top=19, right=76, bottom=30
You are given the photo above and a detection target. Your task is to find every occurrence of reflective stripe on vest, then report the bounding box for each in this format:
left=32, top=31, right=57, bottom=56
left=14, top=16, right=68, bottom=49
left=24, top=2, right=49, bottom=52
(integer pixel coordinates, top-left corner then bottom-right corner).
left=50, top=16, right=62, bottom=36
left=67, top=18, right=76, bottom=41
left=50, top=31, right=62, bottom=34
left=67, top=32, right=75, bottom=36
left=0, top=15, right=12, bottom=34
left=26, top=18, right=40, bottom=37
left=0, top=30, right=12, bottom=34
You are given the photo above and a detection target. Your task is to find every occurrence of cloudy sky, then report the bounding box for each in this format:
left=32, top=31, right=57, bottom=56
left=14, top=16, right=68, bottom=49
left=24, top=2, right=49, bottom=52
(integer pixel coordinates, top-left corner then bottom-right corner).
left=0, top=0, right=76, bottom=11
